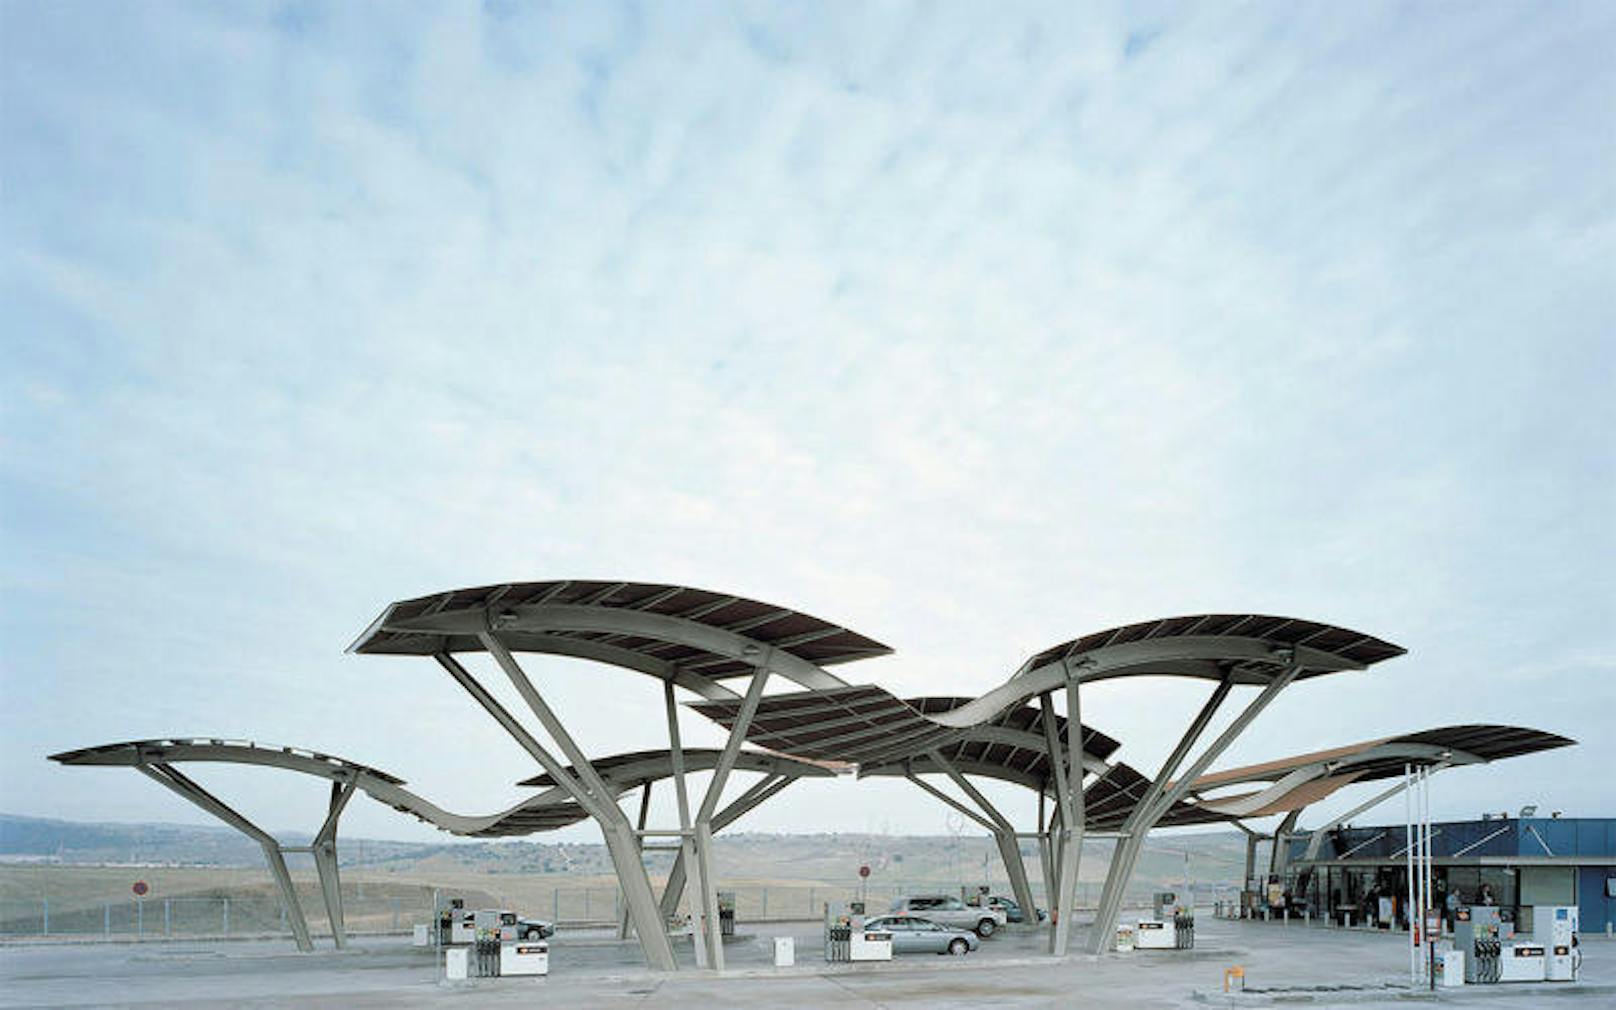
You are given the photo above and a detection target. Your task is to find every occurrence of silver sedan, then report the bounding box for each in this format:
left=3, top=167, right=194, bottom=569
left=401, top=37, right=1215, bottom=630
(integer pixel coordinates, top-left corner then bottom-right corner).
left=863, top=915, right=980, bottom=955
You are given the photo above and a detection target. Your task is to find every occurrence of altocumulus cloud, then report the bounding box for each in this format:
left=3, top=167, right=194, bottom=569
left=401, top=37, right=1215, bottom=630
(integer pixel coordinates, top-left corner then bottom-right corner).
left=1, top=2, right=1612, bottom=841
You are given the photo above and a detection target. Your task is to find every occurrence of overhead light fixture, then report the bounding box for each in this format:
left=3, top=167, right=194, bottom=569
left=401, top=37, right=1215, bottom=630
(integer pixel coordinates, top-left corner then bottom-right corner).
left=741, top=643, right=760, bottom=657
left=490, top=609, right=520, bottom=629
left=1519, top=805, right=1538, bottom=818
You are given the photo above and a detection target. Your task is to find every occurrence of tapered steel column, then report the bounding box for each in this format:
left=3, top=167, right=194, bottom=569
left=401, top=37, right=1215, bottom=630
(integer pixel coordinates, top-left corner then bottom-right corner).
left=926, top=751, right=1040, bottom=924
left=619, top=782, right=653, bottom=939
left=450, top=643, right=677, bottom=971
left=313, top=781, right=355, bottom=947
left=262, top=842, right=315, bottom=952
left=692, top=663, right=771, bottom=970
left=1055, top=672, right=1085, bottom=954
left=1041, top=679, right=1084, bottom=956
left=1089, top=663, right=1299, bottom=954
left=1269, top=809, right=1302, bottom=883
left=134, top=763, right=315, bottom=952
left=663, top=680, right=707, bottom=969
left=657, top=775, right=793, bottom=925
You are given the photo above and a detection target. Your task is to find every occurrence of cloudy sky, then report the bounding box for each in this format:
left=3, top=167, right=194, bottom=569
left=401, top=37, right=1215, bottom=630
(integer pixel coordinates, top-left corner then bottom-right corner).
left=3, top=2, right=1612, bottom=849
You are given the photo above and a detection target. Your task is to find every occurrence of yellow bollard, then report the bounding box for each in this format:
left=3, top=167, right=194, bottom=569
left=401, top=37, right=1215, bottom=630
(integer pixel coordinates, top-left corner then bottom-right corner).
left=1223, top=965, right=1245, bottom=992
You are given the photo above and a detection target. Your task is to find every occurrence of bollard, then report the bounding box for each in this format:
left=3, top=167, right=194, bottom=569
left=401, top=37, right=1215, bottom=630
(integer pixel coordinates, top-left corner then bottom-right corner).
left=1224, top=965, right=1245, bottom=992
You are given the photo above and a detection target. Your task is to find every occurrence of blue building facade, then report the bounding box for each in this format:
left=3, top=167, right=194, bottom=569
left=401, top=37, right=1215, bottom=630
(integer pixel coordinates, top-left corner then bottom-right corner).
left=1286, top=816, right=1616, bottom=931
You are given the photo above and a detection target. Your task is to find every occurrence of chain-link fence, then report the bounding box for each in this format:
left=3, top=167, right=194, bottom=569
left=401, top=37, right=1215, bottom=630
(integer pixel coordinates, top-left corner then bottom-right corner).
left=0, top=893, right=432, bottom=939
left=1, top=876, right=1225, bottom=941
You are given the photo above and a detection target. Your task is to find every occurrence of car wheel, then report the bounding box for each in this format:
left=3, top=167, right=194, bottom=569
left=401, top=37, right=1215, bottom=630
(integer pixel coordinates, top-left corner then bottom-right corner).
left=976, top=919, right=996, bottom=937
left=524, top=928, right=540, bottom=940
left=949, top=938, right=969, bottom=955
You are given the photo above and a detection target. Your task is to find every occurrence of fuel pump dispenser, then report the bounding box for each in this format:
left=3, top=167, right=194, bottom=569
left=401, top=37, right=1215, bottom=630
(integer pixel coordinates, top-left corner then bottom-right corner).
left=1133, top=892, right=1194, bottom=950
left=823, top=901, right=892, bottom=962
left=1536, top=906, right=1580, bottom=982
left=1454, top=907, right=1504, bottom=984
left=441, top=908, right=549, bottom=980
left=1173, top=907, right=1196, bottom=949
left=718, top=891, right=737, bottom=938
left=473, top=918, right=503, bottom=978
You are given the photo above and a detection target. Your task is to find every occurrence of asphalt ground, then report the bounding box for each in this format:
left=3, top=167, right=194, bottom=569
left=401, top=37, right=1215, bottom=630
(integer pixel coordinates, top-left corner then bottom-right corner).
left=4, top=915, right=1612, bottom=1008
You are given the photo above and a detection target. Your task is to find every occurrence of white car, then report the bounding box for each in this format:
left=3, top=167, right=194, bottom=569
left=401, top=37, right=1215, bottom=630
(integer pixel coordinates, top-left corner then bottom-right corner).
left=889, top=895, right=1007, bottom=937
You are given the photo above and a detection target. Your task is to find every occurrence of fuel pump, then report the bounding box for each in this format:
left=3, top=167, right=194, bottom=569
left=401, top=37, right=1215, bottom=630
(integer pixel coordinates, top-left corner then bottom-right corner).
left=1173, top=907, right=1196, bottom=949
left=1454, top=907, right=1504, bottom=983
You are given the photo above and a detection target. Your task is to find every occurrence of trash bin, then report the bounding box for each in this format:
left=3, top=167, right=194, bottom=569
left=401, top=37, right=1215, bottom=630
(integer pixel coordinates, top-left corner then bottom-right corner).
left=774, top=936, right=795, bottom=967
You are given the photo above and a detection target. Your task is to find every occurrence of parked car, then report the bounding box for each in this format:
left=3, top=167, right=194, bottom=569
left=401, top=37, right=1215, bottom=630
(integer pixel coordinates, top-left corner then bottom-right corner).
left=889, top=895, right=1007, bottom=937
left=985, top=895, right=1046, bottom=923
left=864, top=915, right=979, bottom=955
left=517, top=917, right=554, bottom=940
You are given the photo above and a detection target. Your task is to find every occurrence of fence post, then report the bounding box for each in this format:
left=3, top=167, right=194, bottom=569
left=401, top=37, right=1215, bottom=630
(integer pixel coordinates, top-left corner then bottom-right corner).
left=553, top=888, right=559, bottom=921
left=809, top=887, right=815, bottom=915
left=762, top=887, right=769, bottom=920
left=584, top=889, right=591, bottom=919
left=165, top=899, right=172, bottom=936
left=391, top=897, right=400, bottom=930
left=104, top=903, right=111, bottom=938
left=42, top=898, right=49, bottom=936
left=280, top=903, right=287, bottom=933
left=223, top=897, right=230, bottom=936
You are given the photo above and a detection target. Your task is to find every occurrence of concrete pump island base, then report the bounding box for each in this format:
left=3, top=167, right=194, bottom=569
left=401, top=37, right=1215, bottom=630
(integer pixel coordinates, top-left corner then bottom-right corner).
left=39, top=579, right=1589, bottom=1003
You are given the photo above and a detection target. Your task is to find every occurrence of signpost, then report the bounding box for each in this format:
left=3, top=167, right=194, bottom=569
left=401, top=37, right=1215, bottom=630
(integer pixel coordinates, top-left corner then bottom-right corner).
left=859, top=864, right=870, bottom=908
left=133, top=880, right=148, bottom=936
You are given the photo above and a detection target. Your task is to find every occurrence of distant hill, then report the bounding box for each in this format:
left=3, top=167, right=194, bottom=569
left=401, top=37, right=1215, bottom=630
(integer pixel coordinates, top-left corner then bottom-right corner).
left=0, top=814, right=1248, bottom=891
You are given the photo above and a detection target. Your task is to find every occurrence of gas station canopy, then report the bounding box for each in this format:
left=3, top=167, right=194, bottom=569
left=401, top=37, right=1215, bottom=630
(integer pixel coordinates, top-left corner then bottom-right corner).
left=1186, top=724, right=1575, bottom=819
left=347, top=579, right=893, bottom=698
left=79, top=583, right=1567, bottom=969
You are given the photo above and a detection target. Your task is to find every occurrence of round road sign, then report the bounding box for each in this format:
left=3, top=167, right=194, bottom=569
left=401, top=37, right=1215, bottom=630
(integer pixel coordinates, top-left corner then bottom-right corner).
left=132, top=880, right=149, bottom=896
left=858, top=865, right=870, bottom=879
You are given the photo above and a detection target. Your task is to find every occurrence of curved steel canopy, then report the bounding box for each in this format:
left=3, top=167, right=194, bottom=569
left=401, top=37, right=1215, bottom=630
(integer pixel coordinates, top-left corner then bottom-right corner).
left=347, top=580, right=893, bottom=699
left=932, top=614, right=1405, bottom=729
left=50, top=738, right=831, bottom=838
left=854, top=696, right=1120, bottom=784
left=694, top=613, right=1404, bottom=754
left=1185, top=724, right=1575, bottom=819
